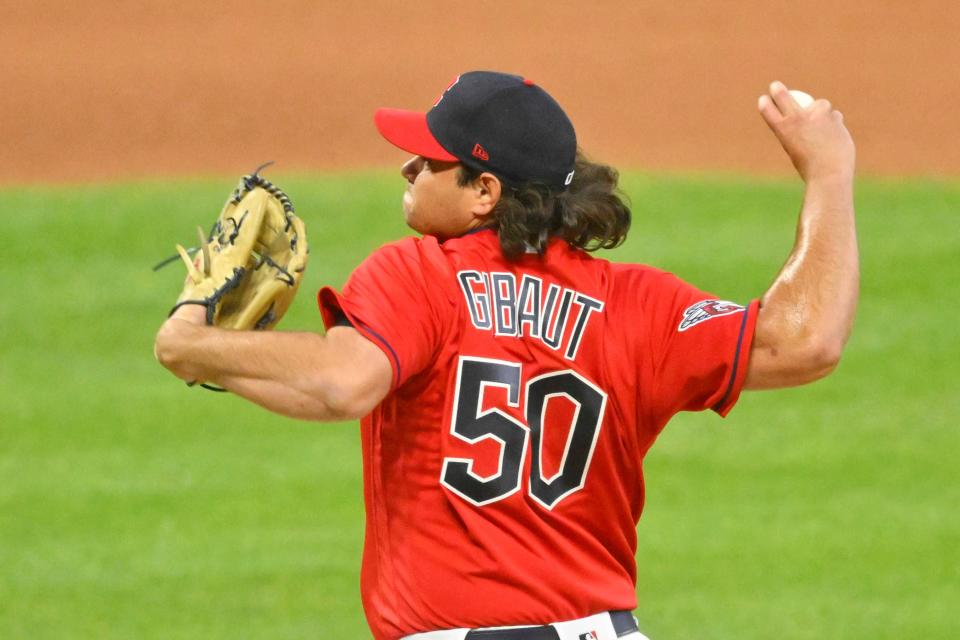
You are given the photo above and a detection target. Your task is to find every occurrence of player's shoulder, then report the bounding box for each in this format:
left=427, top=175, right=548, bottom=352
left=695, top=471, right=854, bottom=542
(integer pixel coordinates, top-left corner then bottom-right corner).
left=368, top=234, right=440, bottom=259
left=360, top=235, right=449, bottom=272
left=354, top=235, right=460, bottom=304
left=436, top=227, right=498, bottom=257
left=441, top=229, right=603, bottom=269
left=609, top=260, right=689, bottom=292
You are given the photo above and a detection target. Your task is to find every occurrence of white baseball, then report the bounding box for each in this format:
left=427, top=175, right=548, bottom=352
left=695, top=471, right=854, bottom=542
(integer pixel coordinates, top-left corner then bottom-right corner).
left=789, top=89, right=815, bottom=109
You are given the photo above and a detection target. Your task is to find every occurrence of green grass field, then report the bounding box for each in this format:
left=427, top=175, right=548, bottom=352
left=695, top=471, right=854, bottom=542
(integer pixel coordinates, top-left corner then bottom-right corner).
left=1, top=172, right=957, bottom=639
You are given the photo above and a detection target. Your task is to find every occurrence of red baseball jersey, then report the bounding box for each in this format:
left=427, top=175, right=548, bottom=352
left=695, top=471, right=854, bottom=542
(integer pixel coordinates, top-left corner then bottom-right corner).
left=318, top=229, right=759, bottom=640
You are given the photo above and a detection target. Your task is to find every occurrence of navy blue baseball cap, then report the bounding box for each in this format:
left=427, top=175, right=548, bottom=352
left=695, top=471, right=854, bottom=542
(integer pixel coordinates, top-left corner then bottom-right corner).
left=374, top=71, right=577, bottom=191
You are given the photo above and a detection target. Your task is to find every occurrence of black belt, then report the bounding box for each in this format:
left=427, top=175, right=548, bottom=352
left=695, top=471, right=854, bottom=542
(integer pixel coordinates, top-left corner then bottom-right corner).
left=464, top=611, right=637, bottom=640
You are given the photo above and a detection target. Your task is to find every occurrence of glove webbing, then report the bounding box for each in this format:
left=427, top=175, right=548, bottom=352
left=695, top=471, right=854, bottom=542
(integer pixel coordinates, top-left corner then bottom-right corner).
left=229, top=162, right=304, bottom=257
left=234, top=164, right=296, bottom=214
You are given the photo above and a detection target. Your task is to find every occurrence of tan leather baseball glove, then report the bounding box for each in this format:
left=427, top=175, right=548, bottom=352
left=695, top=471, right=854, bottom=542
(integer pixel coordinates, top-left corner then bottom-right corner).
left=165, top=165, right=308, bottom=330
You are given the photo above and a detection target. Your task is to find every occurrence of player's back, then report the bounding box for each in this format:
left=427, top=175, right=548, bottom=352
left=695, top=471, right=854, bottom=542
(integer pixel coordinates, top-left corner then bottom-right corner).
left=319, top=228, right=756, bottom=640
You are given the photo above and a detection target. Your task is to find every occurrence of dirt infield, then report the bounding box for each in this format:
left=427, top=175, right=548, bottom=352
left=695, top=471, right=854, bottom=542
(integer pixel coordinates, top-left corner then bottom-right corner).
left=3, top=1, right=958, bottom=184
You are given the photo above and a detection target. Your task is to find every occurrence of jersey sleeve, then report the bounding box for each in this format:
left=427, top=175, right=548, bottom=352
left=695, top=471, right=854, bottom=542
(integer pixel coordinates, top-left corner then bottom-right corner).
left=637, top=269, right=760, bottom=421
left=317, top=237, right=453, bottom=389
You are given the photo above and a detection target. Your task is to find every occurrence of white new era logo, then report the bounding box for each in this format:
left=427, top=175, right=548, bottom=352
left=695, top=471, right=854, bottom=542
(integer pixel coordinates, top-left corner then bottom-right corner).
left=564, top=170, right=575, bottom=185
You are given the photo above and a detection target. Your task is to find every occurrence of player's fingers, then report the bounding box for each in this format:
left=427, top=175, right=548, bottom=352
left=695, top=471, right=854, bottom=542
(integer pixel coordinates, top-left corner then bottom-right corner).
left=176, top=244, right=203, bottom=284
left=768, top=81, right=799, bottom=117
left=196, top=226, right=211, bottom=276
left=758, top=94, right=784, bottom=128
left=812, top=98, right=833, bottom=114
left=833, top=109, right=845, bottom=122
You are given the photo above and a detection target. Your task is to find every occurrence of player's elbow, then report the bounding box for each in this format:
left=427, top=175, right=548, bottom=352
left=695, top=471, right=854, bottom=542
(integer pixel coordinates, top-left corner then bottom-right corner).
left=746, top=332, right=847, bottom=389
left=307, top=369, right=391, bottom=422
left=798, top=335, right=845, bottom=381
left=315, top=381, right=379, bottom=421
left=301, top=328, right=393, bottom=421
left=748, top=301, right=854, bottom=388
left=784, top=332, right=848, bottom=385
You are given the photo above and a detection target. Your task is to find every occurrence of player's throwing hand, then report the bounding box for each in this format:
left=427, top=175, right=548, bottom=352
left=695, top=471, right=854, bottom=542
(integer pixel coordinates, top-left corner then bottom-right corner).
left=758, top=80, right=855, bottom=183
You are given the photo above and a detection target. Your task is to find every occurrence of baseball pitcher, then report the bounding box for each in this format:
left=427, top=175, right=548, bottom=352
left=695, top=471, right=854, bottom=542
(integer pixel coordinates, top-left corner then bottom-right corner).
left=155, top=71, right=857, bottom=640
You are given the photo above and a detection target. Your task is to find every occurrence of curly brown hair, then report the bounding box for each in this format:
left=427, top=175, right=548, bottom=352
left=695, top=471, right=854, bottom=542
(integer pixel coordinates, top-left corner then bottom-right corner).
left=458, top=151, right=631, bottom=259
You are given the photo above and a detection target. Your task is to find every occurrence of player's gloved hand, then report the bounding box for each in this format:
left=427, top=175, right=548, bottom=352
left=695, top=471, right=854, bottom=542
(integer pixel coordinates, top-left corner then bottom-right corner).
left=154, top=165, right=308, bottom=390
left=162, top=165, right=308, bottom=330
left=758, top=81, right=856, bottom=183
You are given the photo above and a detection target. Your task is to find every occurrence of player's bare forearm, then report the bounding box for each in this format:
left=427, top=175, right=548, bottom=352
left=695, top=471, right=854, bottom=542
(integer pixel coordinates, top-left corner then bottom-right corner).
left=745, top=173, right=858, bottom=388
left=745, top=82, right=859, bottom=389
left=154, top=307, right=392, bottom=420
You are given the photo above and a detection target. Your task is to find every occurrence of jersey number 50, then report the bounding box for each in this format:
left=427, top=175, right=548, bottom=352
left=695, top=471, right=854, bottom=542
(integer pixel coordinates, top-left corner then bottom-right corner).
left=441, top=356, right=607, bottom=510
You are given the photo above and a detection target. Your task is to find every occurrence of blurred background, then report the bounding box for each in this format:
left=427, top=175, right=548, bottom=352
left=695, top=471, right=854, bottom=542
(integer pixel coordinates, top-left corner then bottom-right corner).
left=1, top=2, right=957, bottom=639
left=3, top=0, right=960, bottom=184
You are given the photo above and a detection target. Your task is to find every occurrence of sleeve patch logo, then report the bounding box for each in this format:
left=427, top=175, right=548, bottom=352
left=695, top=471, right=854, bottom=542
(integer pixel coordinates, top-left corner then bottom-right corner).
left=678, top=299, right=745, bottom=332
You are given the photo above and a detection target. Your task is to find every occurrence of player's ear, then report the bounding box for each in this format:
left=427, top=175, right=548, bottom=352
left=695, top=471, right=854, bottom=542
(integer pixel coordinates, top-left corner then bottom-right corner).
left=470, top=172, right=502, bottom=218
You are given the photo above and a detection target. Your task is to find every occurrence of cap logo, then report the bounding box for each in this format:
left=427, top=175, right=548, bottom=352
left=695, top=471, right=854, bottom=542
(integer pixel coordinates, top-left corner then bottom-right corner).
left=472, top=143, right=490, bottom=161
left=434, top=75, right=462, bottom=107
left=564, top=170, right=575, bottom=186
